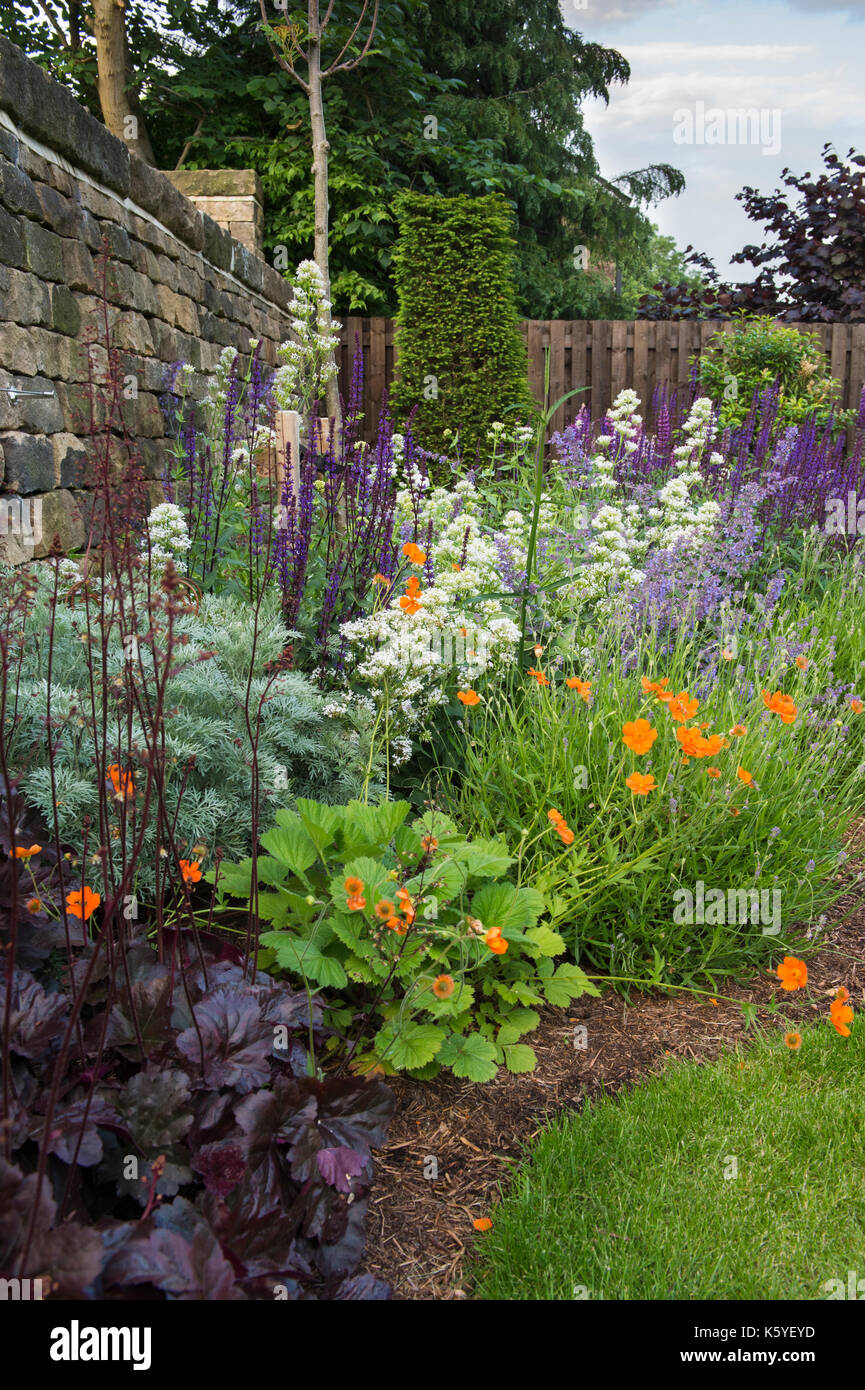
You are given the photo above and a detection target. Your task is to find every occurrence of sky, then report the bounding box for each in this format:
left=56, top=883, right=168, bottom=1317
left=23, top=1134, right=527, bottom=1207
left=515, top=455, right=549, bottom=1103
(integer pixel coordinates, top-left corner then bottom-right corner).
left=559, top=0, right=865, bottom=277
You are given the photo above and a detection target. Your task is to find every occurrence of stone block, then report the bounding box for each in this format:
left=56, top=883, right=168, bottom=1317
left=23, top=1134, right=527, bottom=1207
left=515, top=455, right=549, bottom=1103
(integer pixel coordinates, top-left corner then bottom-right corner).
left=0, top=156, right=41, bottom=219
left=0, top=205, right=24, bottom=269
left=52, top=431, right=89, bottom=488
left=0, top=431, right=55, bottom=492
left=51, top=283, right=82, bottom=336
left=0, top=322, right=37, bottom=374
left=61, top=237, right=97, bottom=293
left=33, top=487, right=85, bottom=556
left=21, top=219, right=63, bottom=280
left=0, top=372, right=63, bottom=432
left=0, top=268, right=51, bottom=326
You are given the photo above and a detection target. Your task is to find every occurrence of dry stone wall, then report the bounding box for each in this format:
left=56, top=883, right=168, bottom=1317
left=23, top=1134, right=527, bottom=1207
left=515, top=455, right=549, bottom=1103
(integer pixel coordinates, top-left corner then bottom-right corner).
left=0, top=36, right=290, bottom=560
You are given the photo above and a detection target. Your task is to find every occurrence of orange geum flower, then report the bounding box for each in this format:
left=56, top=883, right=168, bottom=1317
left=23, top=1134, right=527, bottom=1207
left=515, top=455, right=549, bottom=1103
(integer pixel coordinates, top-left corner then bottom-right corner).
left=666, top=692, right=699, bottom=722
left=402, top=542, right=427, bottom=565
left=485, top=927, right=508, bottom=954
left=527, top=667, right=550, bottom=687
left=399, top=595, right=422, bottom=615
left=11, top=844, right=41, bottom=860
left=835, top=986, right=850, bottom=1003
left=457, top=689, right=480, bottom=706
left=66, top=886, right=100, bottom=921
left=374, top=899, right=395, bottom=920
left=776, top=956, right=808, bottom=991
left=347, top=894, right=367, bottom=912
left=625, top=772, right=656, bottom=795
left=730, top=724, right=747, bottom=737
left=706, top=766, right=721, bottom=779
left=433, top=974, right=455, bottom=1000
left=642, top=676, right=669, bottom=693
left=556, top=824, right=575, bottom=845
left=566, top=677, right=592, bottom=701
left=421, top=835, right=439, bottom=852
left=387, top=915, right=408, bottom=935
left=179, top=859, right=202, bottom=885
left=622, top=718, right=658, bottom=755
left=796, top=655, right=809, bottom=670
left=405, top=575, right=421, bottom=595
left=850, top=698, right=863, bottom=714
left=547, top=809, right=565, bottom=824
left=344, top=876, right=365, bottom=896
left=737, top=766, right=753, bottom=785
left=761, top=689, right=797, bottom=724
left=107, top=763, right=134, bottom=798
left=830, top=995, right=854, bottom=1037
left=372, top=573, right=391, bottom=587
left=677, top=726, right=705, bottom=758
left=785, top=1032, right=802, bottom=1051
left=26, top=897, right=42, bottom=912
left=473, top=1217, right=493, bottom=1232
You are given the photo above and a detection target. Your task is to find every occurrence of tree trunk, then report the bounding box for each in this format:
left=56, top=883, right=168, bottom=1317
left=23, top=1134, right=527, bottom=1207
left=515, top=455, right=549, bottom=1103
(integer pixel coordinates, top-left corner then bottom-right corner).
left=92, top=0, right=156, bottom=164
left=307, top=1, right=342, bottom=434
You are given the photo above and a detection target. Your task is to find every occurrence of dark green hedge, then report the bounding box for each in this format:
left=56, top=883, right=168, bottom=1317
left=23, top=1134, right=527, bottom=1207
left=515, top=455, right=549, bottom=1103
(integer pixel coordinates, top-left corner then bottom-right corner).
left=391, top=192, right=532, bottom=458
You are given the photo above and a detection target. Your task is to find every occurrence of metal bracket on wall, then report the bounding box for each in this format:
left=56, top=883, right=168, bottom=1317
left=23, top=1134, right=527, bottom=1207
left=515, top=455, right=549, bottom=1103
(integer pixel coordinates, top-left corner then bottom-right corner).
left=0, top=387, right=57, bottom=403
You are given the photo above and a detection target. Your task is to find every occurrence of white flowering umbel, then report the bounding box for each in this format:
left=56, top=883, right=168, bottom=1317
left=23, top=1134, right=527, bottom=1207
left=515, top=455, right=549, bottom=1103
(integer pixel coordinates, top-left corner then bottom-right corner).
left=339, top=477, right=519, bottom=748
left=273, top=260, right=342, bottom=420
left=146, top=502, right=191, bottom=571
left=645, top=396, right=721, bottom=549
left=559, top=390, right=722, bottom=613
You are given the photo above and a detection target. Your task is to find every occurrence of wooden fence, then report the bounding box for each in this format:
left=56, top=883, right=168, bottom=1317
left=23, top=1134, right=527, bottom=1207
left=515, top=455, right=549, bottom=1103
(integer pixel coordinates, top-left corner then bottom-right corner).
left=336, top=319, right=865, bottom=439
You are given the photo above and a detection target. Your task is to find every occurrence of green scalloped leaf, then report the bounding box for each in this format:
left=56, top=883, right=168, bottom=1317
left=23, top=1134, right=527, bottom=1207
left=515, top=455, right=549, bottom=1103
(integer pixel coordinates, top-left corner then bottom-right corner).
left=374, top=1021, right=446, bottom=1071
left=542, top=962, right=599, bottom=1007
left=503, top=1043, right=537, bottom=1074
left=436, top=1031, right=499, bottom=1083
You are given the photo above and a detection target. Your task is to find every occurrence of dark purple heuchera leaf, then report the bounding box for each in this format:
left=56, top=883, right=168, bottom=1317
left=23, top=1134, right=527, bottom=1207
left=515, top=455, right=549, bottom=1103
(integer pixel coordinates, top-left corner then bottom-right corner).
left=234, top=1079, right=317, bottom=1196
left=30, top=1098, right=126, bottom=1167
left=102, top=1197, right=244, bottom=1300
left=103, top=971, right=174, bottom=1058
left=200, top=1182, right=309, bottom=1281
left=335, top=1272, right=391, bottom=1300
left=315, top=1146, right=366, bottom=1193
left=176, top=987, right=274, bottom=1093
left=0, top=1158, right=105, bottom=1295
left=286, top=1077, right=394, bottom=1186
left=191, top=1141, right=247, bottom=1199
left=0, top=1157, right=55, bottom=1273
left=7, top=969, right=69, bottom=1059
left=110, top=1069, right=193, bottom=1150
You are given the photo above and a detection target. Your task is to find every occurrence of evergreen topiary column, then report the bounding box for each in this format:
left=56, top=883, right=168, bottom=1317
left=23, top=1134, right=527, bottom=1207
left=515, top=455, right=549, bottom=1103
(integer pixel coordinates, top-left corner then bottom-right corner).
left=391, top=192, right=532, bottom=458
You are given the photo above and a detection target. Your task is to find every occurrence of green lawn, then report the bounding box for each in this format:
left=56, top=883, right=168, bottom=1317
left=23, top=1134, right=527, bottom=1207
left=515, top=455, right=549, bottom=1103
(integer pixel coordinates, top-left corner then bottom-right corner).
left=470, top=1020, right=865, bottom=1300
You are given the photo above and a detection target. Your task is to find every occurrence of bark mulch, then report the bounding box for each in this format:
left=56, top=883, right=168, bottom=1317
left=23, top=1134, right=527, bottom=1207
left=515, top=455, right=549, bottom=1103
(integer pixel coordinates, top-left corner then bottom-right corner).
left=360, top=855, right=865, bottom=1301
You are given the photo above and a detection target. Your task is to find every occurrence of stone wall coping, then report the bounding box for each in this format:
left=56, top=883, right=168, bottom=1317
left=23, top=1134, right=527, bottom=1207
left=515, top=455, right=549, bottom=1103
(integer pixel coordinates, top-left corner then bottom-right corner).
left=165, top=169, right=264, bottom=203
left=0, top=37, right=289, bottom=312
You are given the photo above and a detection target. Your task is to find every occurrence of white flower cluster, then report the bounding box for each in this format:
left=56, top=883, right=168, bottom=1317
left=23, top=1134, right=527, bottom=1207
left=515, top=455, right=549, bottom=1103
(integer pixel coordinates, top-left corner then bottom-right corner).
left=645, top=396, right=721, bottom=549
left=273, top=260, right=342, bottom=418
left=338, top=477, right=519, bottom=745
left=146, top=502, right=191, bottom=569
left=563, top=391, right=721, bottom=613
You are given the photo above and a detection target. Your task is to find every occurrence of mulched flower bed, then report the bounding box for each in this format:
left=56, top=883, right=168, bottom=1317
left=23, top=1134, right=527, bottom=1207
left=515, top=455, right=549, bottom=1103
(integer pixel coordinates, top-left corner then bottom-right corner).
left=360, top=848, right=865, bottom=1300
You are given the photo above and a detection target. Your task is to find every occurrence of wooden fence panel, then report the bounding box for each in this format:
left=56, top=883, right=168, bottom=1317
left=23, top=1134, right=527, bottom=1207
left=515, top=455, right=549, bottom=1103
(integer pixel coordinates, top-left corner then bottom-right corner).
left=335, top=319, right=865, bottom=439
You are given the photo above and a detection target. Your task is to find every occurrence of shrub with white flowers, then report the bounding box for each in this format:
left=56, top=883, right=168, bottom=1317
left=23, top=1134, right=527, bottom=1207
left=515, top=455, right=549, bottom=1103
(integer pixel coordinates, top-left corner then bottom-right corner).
left=146, top=502, right=191, bottom=570
left=338, top=477, right=520, bottom=752
left=273, top=260, right=342, bottom=422
left=556, top=391, right=721, bottom=614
